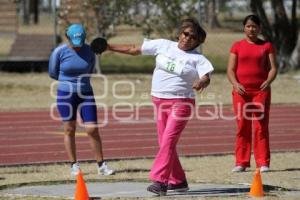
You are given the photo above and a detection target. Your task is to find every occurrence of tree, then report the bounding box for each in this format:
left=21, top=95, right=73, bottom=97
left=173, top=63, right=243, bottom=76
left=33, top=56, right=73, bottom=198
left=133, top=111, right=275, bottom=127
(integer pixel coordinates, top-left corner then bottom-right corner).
left=126, top=0, right=199, bottom=39
left=88, top=0, right=117, bottom=38
left=21, top=0, right=39, bottom=25
left=250, top=0, right=299, bottom=71
left=290, top=31, right=300, bottom=69
left=31, top=0, right=39, bottom=24
left=206, top=0, right=221, bottom=29
left=58, top=0, right=220, bottom=40
left=58, top=0, right=132, bottom=39
left=22, top=0, right=30, bottom=24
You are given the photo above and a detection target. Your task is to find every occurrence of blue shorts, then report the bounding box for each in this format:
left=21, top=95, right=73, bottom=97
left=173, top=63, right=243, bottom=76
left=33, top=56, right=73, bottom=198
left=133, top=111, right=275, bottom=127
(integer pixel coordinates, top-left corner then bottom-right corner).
left=56, top=90, right=97, bottom=123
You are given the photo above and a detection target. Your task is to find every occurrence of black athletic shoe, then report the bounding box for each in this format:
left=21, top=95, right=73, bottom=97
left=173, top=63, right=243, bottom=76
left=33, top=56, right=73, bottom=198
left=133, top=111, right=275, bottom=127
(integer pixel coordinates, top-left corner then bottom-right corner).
left=167, top=180, right=189, bottom=192
left=147, top=181, right=167, bottom=196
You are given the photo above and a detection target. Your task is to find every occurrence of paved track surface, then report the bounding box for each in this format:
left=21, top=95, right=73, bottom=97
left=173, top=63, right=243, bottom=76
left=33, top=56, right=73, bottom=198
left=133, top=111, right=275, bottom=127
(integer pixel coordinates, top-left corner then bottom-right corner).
left=1, top=104, right=299, bottom=166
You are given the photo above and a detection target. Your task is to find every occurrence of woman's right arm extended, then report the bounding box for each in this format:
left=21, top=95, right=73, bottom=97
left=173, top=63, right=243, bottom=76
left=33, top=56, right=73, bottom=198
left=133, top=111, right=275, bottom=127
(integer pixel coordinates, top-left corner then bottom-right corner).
left=107, top=44, right=141, bottom=56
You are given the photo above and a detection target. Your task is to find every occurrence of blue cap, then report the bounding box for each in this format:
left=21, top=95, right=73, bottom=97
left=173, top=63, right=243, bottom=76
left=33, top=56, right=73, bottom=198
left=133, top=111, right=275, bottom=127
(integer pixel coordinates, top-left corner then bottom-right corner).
left=66, top=24, right=86, bottom=47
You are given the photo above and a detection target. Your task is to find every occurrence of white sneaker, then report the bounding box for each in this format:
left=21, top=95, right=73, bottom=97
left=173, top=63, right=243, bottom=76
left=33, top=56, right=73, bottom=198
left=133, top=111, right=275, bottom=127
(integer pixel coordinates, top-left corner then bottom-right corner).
left=71, top=162, right=80, bottom=176
left=260, top=166, right=270, bottom=173
left=232, top=166, right=245, bottom=172
left=98, top=162, right=114, bottom=176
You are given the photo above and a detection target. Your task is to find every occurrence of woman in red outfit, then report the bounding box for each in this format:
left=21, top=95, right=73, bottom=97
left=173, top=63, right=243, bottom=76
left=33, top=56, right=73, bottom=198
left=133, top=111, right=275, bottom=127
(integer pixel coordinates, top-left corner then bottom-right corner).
left=227, top=14, right=277, bottom=173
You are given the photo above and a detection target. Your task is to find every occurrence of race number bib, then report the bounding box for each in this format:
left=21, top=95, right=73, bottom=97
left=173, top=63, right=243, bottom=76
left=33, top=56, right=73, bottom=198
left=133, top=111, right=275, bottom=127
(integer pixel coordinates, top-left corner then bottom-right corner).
left=156, top=54, right=184, bottom=75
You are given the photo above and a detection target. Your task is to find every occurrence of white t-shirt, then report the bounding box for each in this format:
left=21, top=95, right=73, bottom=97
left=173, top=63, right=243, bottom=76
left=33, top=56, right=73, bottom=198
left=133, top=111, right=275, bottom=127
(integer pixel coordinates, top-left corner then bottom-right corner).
left=141, top=39, right=214, bottom=99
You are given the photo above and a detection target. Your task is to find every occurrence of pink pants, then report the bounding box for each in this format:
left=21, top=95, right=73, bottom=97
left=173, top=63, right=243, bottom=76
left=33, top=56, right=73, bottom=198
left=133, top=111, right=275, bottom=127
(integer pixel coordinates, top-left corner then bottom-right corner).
left=150, top=96, right=195, bottom=184
left=232, top=89, right=271, bottom=168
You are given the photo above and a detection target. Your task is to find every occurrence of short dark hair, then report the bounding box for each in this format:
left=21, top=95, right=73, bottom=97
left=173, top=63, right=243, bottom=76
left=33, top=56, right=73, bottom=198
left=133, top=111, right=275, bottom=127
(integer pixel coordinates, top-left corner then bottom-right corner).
left=243, top=14, right=261, bottom=26
left=178, top=18, right=206, bottom=47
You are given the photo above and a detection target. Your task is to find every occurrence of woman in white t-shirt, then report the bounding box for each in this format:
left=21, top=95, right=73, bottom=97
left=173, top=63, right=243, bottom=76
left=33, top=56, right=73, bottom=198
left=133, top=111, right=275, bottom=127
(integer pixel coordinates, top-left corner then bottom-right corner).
left=106, top=18, right=214, bottom=195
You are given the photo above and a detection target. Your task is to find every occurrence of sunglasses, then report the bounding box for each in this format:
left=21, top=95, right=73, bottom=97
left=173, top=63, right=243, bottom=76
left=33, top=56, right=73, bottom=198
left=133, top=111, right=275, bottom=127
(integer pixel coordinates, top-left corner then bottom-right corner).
left=182, top=31, right=197, bottom=40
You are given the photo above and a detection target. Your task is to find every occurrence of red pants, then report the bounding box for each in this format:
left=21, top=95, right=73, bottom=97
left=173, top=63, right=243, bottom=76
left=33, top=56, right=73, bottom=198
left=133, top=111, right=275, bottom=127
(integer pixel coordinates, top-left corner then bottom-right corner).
left=232, top=89, right=271, bottom=168
left=150, top=96, right=194, bottom=184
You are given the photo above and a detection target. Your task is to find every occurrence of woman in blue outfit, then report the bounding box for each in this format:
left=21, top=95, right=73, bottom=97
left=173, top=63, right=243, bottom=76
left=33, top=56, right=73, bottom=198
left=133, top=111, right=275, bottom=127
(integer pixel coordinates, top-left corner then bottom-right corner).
left=48, top=24, right=114, bottom=176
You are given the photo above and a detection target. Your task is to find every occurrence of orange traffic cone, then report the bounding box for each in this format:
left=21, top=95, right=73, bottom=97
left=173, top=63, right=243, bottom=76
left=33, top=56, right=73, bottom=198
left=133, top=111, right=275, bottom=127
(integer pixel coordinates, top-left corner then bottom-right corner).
left=249, top=168, right=264, bottom=197
left=75, top=171, right=90, bottom=200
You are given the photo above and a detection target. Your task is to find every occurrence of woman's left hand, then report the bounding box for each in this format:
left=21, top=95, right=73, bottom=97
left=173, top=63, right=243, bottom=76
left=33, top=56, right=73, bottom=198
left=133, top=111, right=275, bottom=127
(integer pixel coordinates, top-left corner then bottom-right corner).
left=260, top=80, right=271, bottom=90
left=193, top=76, right=210, bottom=93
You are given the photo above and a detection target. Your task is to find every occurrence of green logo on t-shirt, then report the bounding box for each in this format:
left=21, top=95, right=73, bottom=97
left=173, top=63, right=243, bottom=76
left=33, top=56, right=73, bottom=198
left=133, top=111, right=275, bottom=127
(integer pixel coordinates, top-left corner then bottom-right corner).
left=166, top=61, right=176, bottom=72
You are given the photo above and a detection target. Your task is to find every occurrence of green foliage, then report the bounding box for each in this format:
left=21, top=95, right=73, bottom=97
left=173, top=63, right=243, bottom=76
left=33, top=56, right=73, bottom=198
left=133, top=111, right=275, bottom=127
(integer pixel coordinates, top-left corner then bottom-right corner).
left=127, top=0, right=199, bottom=39
left=250, top=0, right=299, bottom=71
left=206, top=55, right=228, bottom=73
left=85, top=0, right=118, bottom=38
left=68, top=0, right=201, bottom=39
left=0, top=54, right=7, bottom=59
left=100, top=54, right=227, bottom=74
left=100, top=54, right=155, bottom=73
left=148, top=0, right=198, bottom=38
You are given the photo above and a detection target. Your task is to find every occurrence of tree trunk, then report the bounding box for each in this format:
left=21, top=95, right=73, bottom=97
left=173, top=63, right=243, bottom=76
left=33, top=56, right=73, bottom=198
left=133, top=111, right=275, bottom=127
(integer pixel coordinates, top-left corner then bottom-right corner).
left=250, top=0, right=273, bottom=41
left=48, top=0, right=52, bottom=11
left=290, top=31, right=300, bottom=69
left=271, top=0, right=296, bottom=63
left=23, top=0, right=30, bottom=25
left=250, top=0, right=298, bottom=72
left=207, top=0, right=220, bottom=29
left=31, top=0, right=39, bottom=24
